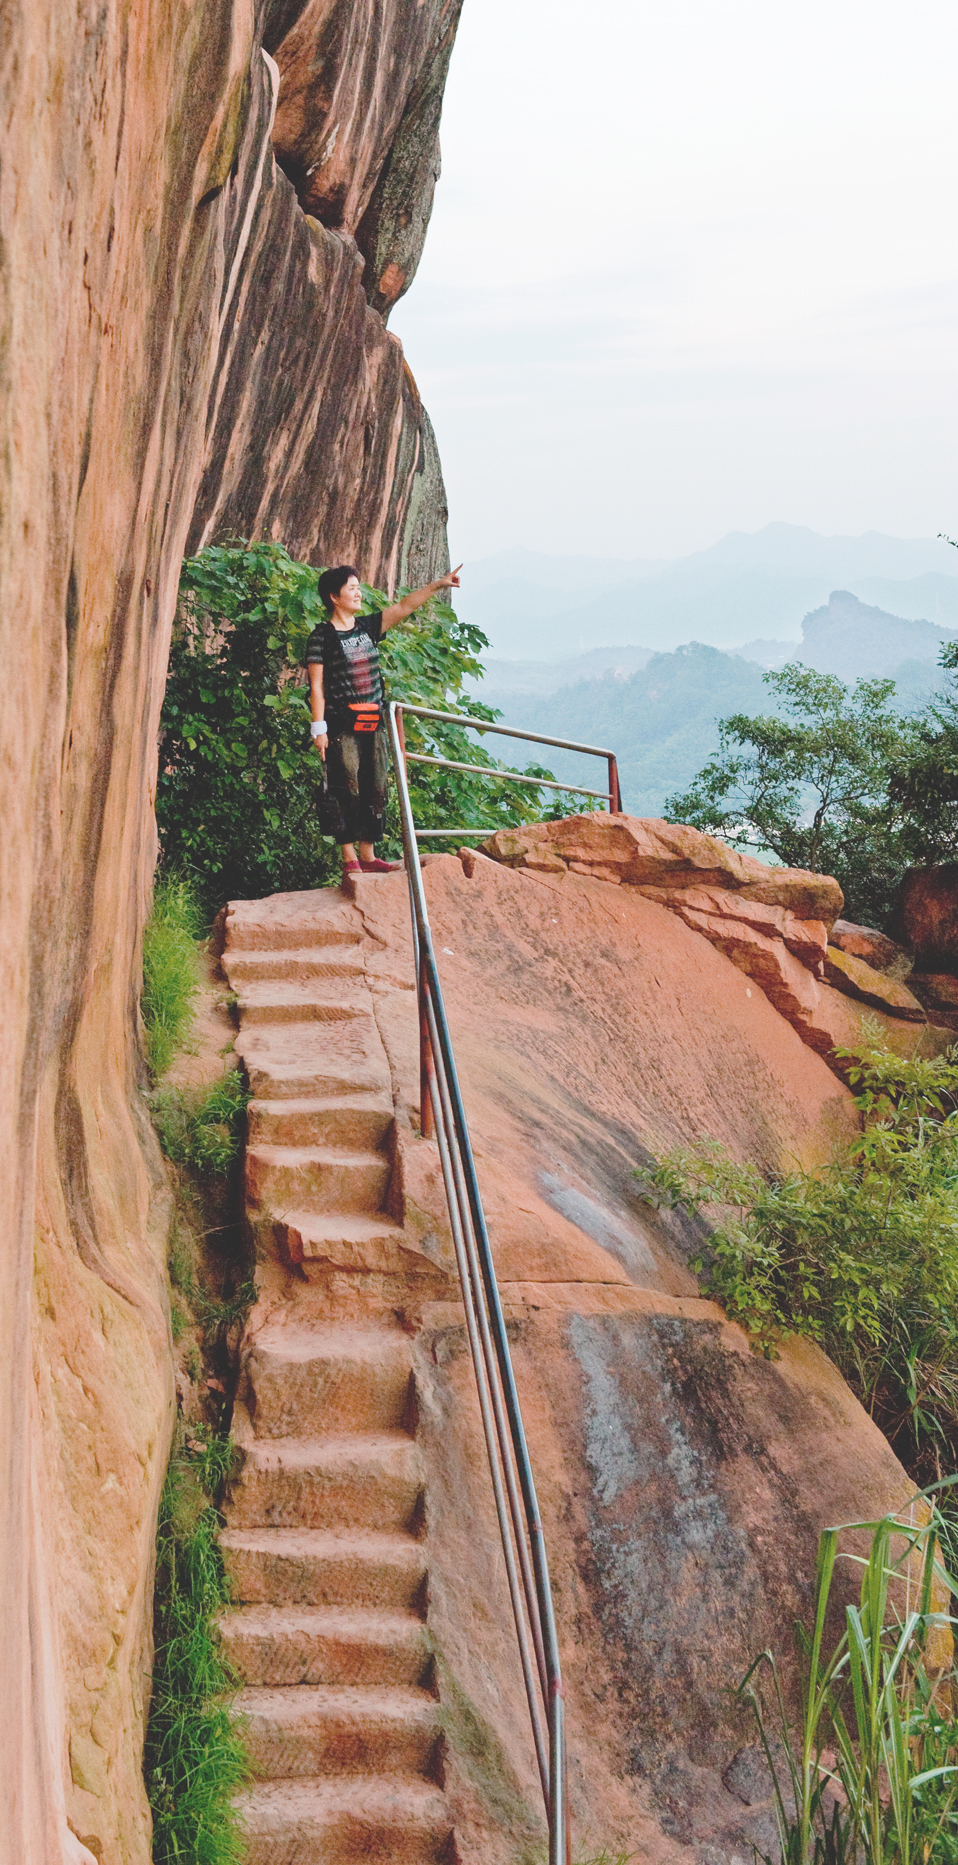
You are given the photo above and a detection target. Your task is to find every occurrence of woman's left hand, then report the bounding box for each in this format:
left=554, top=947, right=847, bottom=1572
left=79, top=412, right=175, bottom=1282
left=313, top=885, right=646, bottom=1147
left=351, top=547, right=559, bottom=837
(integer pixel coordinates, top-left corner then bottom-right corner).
left=434, top=563, right=462, bottom=591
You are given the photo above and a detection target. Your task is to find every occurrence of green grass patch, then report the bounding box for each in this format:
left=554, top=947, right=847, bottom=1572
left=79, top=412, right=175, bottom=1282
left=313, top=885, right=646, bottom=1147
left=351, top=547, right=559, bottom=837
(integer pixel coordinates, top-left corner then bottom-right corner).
left=151, top=1070, right=250, bottom=1179
left=741, top=1505, right=958, bottom=1864
left=144, top=1425, right=249, bottom=1865
left=142, top=876, right=204, bottom=1077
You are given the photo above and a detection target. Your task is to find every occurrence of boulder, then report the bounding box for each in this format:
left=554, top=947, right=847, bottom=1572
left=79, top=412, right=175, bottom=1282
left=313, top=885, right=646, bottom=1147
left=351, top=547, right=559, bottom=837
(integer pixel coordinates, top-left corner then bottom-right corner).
left=823, top=948, right=927, bottom=1023
left=830, top=918, right=913, bottom=981
left=901, top=866, right=958, bottom=973
left=482, top=815, right=844, bottom=924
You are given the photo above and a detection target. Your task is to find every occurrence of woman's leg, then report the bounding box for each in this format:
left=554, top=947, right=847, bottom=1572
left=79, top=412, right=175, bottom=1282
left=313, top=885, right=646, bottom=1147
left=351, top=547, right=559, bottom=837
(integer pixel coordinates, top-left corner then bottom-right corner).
left=356, top=727, right=389, bottom=847
left=321, top=733, right=364, bottom=872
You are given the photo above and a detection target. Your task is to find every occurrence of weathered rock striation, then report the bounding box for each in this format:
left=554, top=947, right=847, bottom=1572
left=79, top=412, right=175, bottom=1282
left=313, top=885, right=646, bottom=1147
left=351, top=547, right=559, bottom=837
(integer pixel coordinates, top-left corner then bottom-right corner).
left=483, top=816, right=955, bottom=1073
left=0, top=3, right=454, bottom=1859
left=266, top=0, right=464, bottom=320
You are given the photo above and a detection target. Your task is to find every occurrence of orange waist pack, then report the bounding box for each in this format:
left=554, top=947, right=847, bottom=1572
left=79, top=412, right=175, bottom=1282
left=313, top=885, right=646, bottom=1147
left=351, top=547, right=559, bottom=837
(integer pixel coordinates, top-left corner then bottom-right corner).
left=348, top=703, right=381, bottom=733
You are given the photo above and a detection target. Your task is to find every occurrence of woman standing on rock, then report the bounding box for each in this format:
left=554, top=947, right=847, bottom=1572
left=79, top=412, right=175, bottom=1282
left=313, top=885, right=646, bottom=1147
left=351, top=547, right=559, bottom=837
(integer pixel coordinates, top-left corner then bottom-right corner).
left=306, top=562, right=462, bottom=879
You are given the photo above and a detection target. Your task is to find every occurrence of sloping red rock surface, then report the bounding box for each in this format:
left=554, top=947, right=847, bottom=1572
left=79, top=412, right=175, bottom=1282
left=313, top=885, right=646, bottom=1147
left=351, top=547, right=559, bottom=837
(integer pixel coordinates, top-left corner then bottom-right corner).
left=232, top=855, right=917, bottom=1861
left=483, top=816, right=954, bottom=1076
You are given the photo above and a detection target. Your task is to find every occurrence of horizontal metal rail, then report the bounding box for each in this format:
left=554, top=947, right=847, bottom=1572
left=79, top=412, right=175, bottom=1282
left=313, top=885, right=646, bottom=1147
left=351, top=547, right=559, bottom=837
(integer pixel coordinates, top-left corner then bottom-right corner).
left=394, top=701, right=619, bottom=760
left=396, top=701, right=621, bottom=816
left=404, top=750, right=610, bottom=801
left=387, top=699, right=571, bottom=1865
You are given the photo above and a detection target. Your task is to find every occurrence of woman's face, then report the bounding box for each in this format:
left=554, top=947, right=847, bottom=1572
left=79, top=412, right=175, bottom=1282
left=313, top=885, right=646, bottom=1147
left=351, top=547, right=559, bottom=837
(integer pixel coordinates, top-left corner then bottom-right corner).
left=335, top=574, right=363, bottom=613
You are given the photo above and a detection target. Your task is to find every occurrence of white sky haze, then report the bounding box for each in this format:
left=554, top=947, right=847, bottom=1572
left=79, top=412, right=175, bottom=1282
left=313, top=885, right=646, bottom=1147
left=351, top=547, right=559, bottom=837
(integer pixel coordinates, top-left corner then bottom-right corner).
left=389, top=0, right=958, bottom=561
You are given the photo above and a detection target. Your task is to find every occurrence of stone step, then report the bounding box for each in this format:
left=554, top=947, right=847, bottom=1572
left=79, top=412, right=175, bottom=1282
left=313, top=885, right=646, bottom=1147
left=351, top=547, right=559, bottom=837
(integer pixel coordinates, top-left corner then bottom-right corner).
left=225, top=945, right=367, bottom=987
left=235, top=1685, right=443, bottom=1781
left=220, top=1528, right=427, bottom=1610
left=245, top=1323, right=414, bottom=1438
left=246, top=1145, right=390, bottom=1215
left=235, top=1776, right=451, bottom=1865
left=218, top=1605, right=431, bottom=1688
left=236, top=983, right=373, bottom=1026
left=279, top=1211, right=410, bottom=1273
left=236, top=1023, right=391, bottom=1101
left=226, top=1432, right=422, bottom=1532
left=247, top=1094, right=393, bottom=1151
left=224, top=898, right=362, bottom=953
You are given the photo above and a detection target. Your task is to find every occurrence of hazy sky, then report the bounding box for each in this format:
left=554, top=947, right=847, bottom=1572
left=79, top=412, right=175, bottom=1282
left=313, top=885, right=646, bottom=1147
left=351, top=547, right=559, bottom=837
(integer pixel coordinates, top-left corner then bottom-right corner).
left=389, top=0, right=958, bottom=563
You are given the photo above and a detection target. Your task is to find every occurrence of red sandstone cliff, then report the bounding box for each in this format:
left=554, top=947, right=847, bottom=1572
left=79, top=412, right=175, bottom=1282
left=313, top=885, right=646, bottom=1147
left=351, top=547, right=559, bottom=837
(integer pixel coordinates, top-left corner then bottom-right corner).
left=0, top=4, right=455, bottom=1860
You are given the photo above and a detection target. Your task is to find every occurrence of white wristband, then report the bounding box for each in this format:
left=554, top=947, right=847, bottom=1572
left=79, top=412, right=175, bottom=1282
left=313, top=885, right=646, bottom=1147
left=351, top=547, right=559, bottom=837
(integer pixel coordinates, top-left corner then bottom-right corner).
left=310, top=719, right=327, bottom=738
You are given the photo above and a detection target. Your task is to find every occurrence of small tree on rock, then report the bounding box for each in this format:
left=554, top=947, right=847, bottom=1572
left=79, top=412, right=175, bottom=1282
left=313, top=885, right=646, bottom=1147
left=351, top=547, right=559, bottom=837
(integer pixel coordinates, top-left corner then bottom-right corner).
left=665, top=662, right=917, bottom=925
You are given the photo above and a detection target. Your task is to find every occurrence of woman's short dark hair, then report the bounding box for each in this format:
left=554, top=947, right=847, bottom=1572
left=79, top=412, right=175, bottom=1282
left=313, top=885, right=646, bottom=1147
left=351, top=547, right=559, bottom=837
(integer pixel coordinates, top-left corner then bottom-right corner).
left=317, top=565, right=359, bottom=612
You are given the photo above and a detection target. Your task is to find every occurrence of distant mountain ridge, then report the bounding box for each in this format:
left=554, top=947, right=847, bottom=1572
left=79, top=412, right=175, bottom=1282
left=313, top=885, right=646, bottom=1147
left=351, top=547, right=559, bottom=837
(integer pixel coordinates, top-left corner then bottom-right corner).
left=471, top=583, right=955, bottom=822
left=800, top=589, right=958, bottom=681
left=456, top=524, right=958, bottom=661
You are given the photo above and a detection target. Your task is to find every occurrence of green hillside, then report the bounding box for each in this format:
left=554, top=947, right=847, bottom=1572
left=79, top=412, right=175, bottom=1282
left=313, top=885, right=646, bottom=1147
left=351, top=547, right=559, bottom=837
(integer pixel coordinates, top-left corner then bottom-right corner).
left=481, top=642, right=771, bottom=816
left=479, top=637, right=948, bottom=820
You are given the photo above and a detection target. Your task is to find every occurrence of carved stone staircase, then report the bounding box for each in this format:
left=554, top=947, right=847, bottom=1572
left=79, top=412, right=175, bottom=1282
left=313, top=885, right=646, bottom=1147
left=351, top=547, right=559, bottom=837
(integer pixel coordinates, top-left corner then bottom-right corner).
left=216, top=889, right=456, bottom=1864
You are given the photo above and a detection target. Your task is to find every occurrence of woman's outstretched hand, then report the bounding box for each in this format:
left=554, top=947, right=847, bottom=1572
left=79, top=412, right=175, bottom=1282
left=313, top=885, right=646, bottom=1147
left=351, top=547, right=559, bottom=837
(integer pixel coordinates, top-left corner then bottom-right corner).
left=381, top=564, right=463, bottom=631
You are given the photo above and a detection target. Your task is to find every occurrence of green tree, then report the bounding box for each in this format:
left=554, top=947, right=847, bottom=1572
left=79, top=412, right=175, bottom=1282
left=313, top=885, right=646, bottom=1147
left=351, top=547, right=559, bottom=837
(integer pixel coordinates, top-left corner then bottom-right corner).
left=157, top=541, right=576, bottom=918
left=665, top=662, right=916, bottom=925
left=891, top=640, right=958, bottom=866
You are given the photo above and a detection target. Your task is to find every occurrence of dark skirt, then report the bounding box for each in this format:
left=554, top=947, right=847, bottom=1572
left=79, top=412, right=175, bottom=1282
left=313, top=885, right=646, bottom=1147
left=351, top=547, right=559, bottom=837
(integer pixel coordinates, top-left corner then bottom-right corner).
left=319, top=724, right=389, bottom=846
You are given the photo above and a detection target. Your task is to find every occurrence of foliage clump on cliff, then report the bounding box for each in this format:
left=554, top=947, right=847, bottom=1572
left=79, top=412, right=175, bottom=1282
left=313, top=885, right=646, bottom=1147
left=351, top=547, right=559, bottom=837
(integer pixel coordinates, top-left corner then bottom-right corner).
left=638, top=1042, right=958, bottom=1531
left=640, top=1046, right=958, bottom=1858
left=744, top=1507, right=958, bottom=1864
left=141, top=878, right=254, bottom=1859
left=157, top=542, right=576, bottom=918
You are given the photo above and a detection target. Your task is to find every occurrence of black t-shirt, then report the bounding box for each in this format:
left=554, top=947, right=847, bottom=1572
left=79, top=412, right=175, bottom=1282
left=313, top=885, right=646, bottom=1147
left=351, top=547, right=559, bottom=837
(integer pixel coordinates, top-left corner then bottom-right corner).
left=305, top=611, right=384, bottom=728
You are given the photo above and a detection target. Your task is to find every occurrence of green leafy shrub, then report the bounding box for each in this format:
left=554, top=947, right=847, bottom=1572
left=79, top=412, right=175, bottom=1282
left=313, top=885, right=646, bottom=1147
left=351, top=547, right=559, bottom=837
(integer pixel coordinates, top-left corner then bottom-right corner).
left=156, top=543, right=333, bottom=918
left=142, top=877, right=204, bottom=1076
left=741, top=1507, right=958, bottom=1864
left=636, top=1043, right=958, bottom=1489
left=157, top=542, right=581, bottom=917
left=144, top=1426, right=249, bottom=1865
left=151, top=1071, right=250, bottom=1178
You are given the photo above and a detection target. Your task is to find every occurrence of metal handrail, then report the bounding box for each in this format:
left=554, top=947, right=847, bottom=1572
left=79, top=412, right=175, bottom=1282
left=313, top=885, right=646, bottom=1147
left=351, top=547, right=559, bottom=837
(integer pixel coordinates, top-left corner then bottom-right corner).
left=386, top=699, right=571, bottom=1865
left=395, top=702, right=622, bottom=826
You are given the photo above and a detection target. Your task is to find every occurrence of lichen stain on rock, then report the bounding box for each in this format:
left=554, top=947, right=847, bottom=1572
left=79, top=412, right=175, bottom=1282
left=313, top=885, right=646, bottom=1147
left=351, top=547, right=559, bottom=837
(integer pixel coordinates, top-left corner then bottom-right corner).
left=569, top=1311, right=757, bottom=1753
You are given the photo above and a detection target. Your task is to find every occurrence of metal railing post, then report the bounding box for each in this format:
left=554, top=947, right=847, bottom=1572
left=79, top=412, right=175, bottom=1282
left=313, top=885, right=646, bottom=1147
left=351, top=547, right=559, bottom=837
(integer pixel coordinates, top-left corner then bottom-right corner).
left=608, top=754, right=621, bottom=814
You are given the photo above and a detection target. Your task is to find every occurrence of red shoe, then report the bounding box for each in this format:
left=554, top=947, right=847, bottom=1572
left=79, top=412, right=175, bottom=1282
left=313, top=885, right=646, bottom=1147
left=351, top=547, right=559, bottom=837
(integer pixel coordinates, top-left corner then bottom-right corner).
left=342, top=859, right=362, bottom=876
left=359, top=857, right=403, bottom=873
